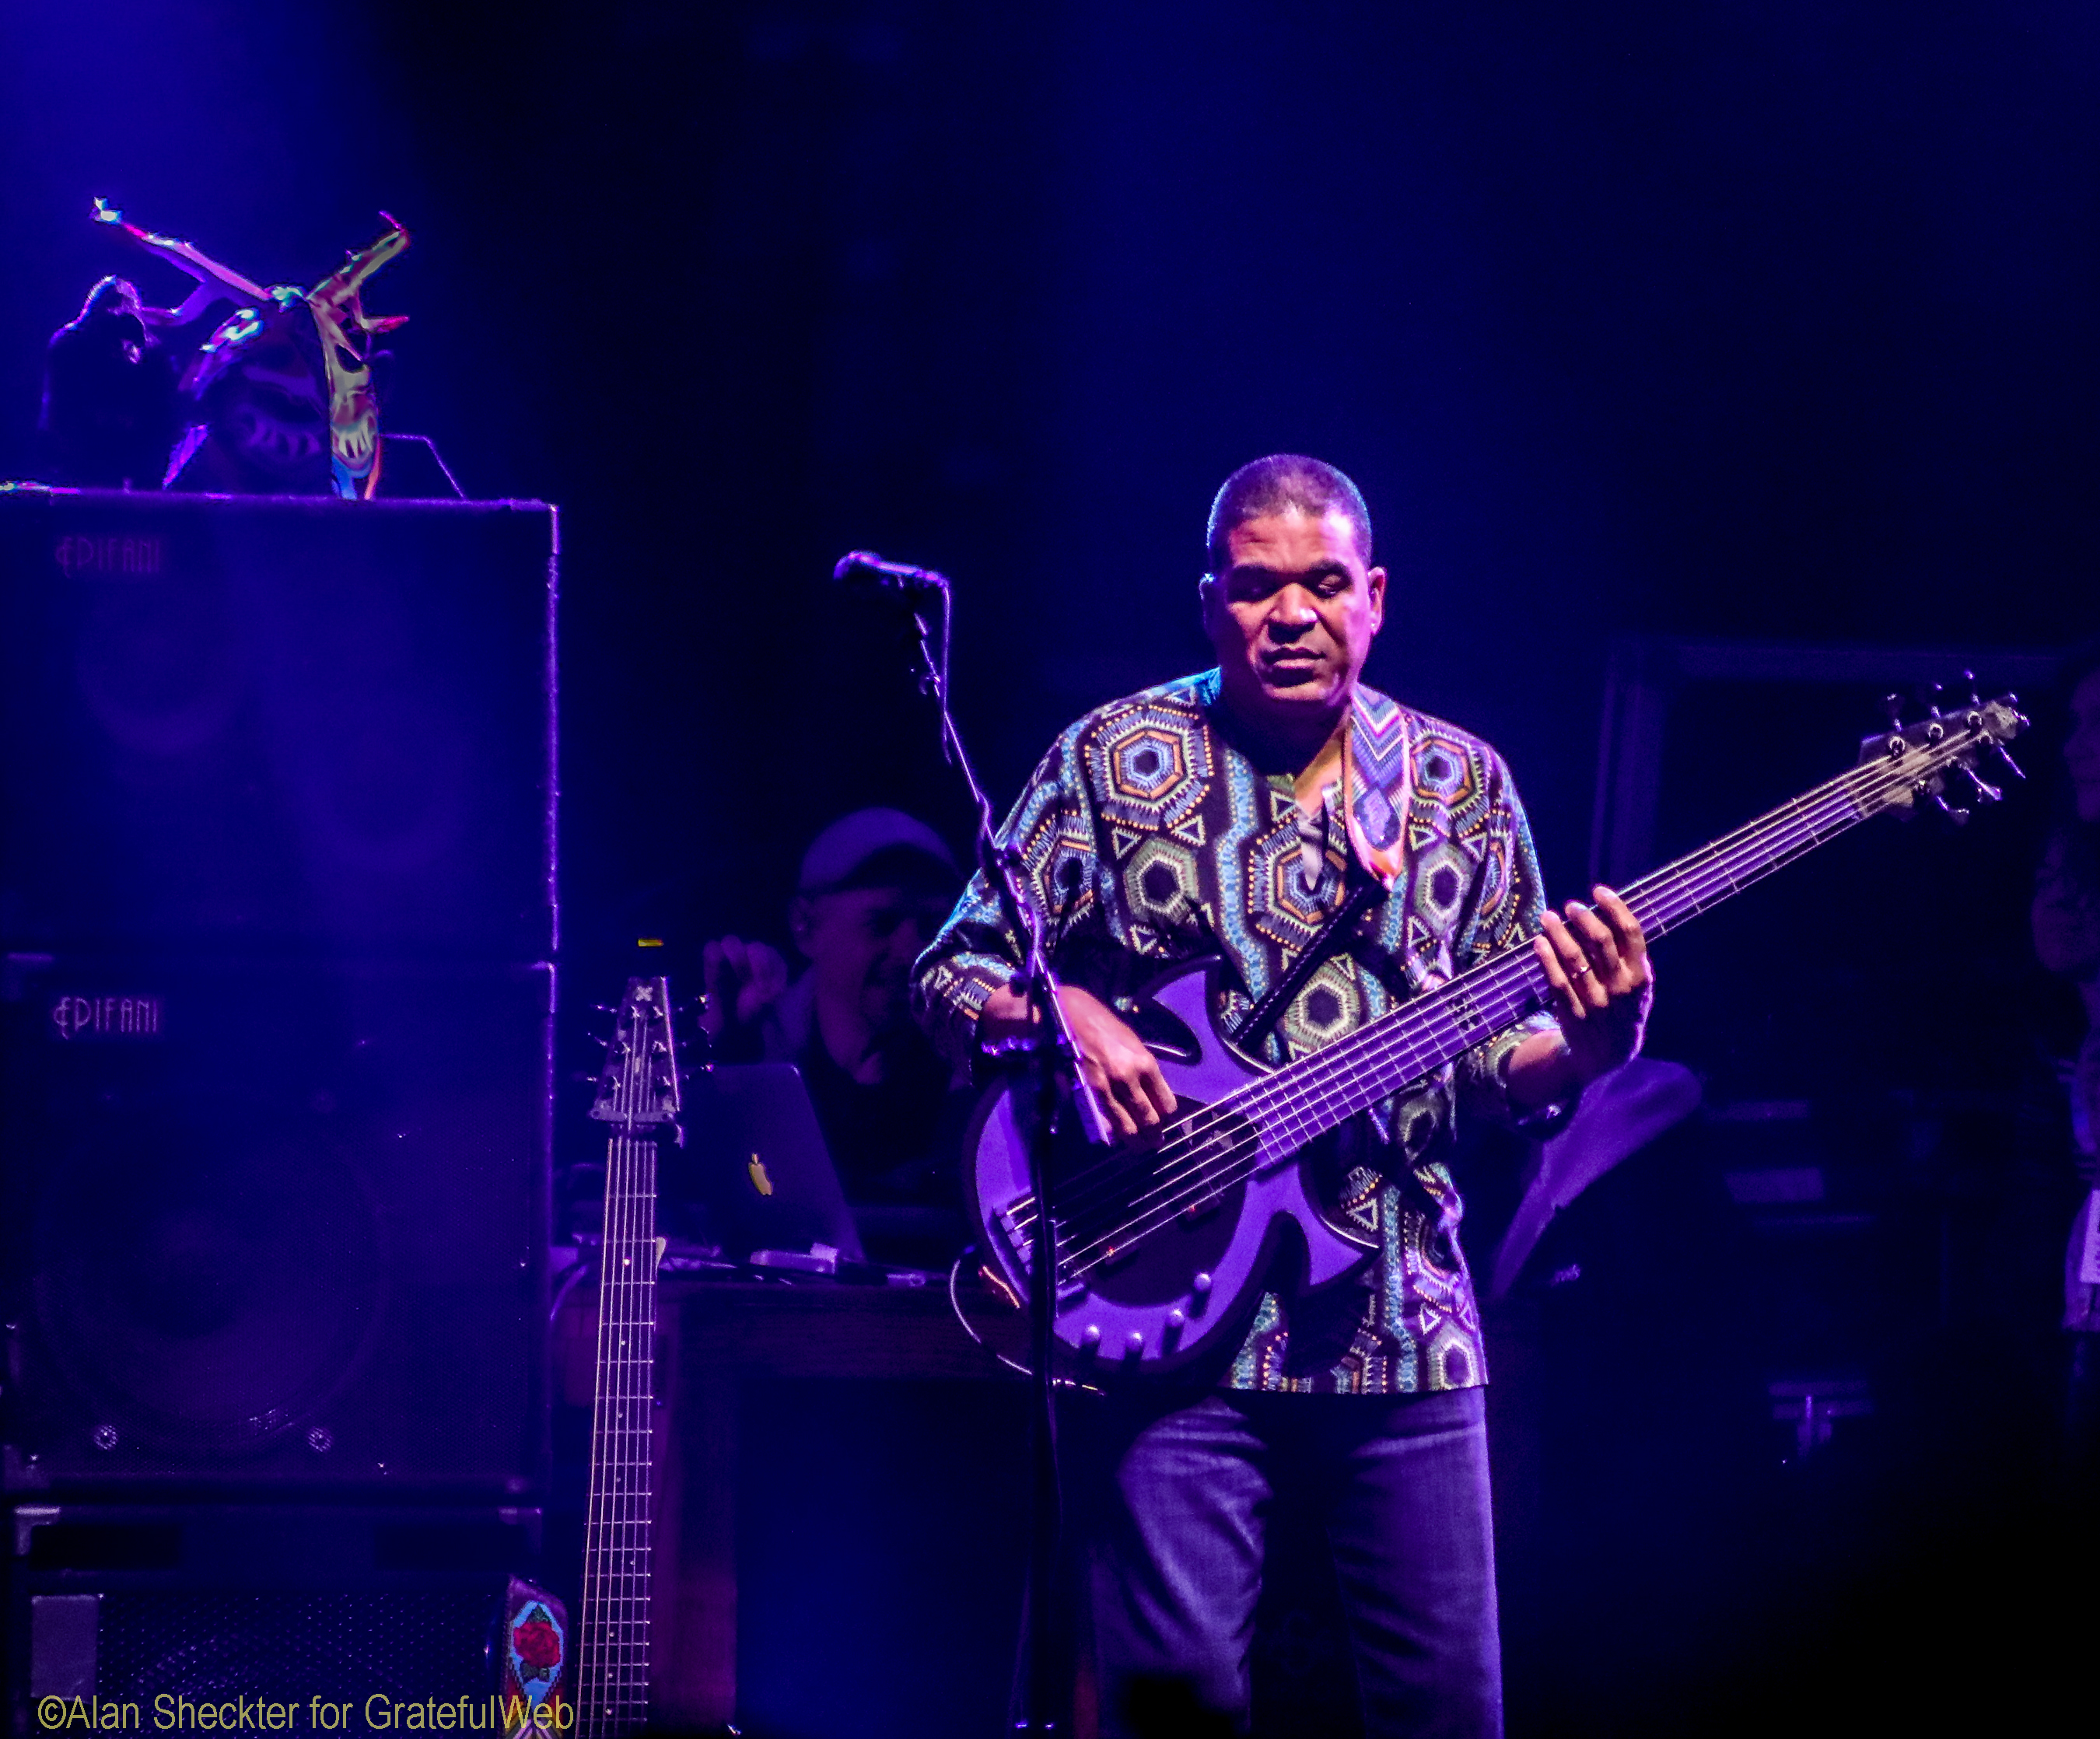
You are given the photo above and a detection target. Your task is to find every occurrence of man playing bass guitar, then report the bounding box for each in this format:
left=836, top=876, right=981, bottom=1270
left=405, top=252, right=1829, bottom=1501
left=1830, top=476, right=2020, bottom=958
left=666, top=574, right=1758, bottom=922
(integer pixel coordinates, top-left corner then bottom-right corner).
left=913, top=454, right=1653, bottom=1737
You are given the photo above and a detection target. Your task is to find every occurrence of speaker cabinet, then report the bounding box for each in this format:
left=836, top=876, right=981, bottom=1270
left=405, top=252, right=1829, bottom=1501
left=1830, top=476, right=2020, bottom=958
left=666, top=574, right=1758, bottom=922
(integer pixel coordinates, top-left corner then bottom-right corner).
left=0, top=492, right=555, bottom=959
left=7, top=1506, right=539, bottom=1734
left=0, top=954, right=551, bottom=1496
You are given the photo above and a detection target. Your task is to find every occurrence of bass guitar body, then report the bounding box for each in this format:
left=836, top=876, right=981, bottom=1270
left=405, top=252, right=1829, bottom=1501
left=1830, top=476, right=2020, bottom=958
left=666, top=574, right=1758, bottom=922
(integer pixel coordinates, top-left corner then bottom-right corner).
left=966, top=959, right=1374, bottom=1379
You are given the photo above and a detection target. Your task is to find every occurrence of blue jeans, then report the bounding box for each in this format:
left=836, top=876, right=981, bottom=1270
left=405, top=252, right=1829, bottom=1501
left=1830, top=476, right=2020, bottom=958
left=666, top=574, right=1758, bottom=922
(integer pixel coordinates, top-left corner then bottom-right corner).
left=1085, top=1386, right=1502, bottom=1738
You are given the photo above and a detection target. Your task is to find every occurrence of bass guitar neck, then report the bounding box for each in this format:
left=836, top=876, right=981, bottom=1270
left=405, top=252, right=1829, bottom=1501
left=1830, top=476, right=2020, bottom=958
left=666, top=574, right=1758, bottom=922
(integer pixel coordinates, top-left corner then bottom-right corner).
left=577, top=975, right=681, bottom=1737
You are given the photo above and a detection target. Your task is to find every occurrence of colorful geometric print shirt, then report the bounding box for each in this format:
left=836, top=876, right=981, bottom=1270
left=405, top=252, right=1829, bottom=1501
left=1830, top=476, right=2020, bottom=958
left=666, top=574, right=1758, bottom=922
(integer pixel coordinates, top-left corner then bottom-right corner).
left=913, top=669, right=1566, bottom=1395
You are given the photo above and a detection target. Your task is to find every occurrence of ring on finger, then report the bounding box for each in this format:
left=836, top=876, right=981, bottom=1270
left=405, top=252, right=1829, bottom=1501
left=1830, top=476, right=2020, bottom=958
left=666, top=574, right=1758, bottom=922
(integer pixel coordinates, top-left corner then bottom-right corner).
left=1568, top=960, right=1593, bottom=979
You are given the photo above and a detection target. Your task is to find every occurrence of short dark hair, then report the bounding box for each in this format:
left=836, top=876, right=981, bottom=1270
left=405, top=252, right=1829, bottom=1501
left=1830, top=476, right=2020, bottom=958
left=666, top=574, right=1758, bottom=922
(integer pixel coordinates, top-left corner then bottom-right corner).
left=1205, top=454, right=1374, bottom=572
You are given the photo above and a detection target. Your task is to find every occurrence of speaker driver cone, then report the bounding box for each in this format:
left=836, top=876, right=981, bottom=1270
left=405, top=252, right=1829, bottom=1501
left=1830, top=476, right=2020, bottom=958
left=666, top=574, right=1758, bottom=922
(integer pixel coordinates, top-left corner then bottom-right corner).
left=32, top=1111, right=389, bottom=1460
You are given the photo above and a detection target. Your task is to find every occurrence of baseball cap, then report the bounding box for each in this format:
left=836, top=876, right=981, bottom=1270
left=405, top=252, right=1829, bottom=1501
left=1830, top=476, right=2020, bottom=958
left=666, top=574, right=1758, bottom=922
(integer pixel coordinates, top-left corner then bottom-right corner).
left=796, top=807, right=959, bottom=896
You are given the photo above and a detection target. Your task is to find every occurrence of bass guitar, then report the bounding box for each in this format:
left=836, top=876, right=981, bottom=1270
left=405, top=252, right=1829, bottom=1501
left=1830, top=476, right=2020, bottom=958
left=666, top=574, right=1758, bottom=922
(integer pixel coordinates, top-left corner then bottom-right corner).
left=576, top=975, right=682, bottom=1736
left=965, top=691, right=2025, bottom=1376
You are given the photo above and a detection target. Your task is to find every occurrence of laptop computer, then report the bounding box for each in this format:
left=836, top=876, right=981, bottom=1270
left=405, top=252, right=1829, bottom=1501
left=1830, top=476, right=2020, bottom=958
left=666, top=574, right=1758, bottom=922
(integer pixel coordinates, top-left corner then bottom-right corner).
left=677, top=1062, right=866, bottom=1266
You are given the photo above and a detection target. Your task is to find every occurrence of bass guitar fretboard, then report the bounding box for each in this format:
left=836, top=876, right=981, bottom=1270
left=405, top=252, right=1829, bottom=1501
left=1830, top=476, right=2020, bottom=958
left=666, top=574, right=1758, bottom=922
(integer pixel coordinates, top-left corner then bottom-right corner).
left=578, top=977, right=680, bottom=1737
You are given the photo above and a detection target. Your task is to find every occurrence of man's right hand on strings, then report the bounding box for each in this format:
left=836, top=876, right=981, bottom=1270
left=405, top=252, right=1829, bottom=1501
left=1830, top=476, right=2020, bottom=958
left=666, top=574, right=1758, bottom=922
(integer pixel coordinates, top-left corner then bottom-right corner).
left=975, top=981, right=1178, bottom=1141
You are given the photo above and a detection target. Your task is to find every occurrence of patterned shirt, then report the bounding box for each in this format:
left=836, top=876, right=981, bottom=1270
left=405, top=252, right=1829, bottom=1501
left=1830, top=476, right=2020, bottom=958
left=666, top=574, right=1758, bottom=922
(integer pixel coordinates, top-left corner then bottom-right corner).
left=914, top=669, right=1565, bottom=1394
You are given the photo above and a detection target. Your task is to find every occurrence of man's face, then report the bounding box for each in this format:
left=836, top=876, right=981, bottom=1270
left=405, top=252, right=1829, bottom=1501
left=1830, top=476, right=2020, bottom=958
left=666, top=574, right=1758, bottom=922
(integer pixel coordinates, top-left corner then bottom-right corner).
left=2067, top=667, right=2100, bottom=825
left=793, top=885, right=947, bottom=1034
left=1201, top=507, right=1386, bottom=739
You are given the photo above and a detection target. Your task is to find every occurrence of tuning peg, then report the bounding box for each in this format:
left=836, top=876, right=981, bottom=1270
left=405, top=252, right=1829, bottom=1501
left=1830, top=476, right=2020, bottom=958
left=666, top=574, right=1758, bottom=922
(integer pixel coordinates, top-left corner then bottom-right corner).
left=1931, top=793, right=1970, bottom=826
left=1962, top=670, right=1980, bottom=708
left=1961, top=766, right=2002, bottom=805
left=1993, top=743, right=2025, bottom=781
left=1884, top=693, right=1905, bottom=727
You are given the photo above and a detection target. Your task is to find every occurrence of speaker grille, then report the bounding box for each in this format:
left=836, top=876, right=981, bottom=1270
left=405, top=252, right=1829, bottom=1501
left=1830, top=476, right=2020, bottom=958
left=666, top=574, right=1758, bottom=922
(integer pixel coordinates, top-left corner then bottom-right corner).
left=93, top=1593, right=499, bottom=1702
left=33, top=1115, right=389, bottom=1461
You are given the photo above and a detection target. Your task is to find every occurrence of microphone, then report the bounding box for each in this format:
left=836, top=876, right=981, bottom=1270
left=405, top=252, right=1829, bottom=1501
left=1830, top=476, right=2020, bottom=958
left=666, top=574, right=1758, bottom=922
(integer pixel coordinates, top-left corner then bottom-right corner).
left=832, top=550, right=949, bottom=593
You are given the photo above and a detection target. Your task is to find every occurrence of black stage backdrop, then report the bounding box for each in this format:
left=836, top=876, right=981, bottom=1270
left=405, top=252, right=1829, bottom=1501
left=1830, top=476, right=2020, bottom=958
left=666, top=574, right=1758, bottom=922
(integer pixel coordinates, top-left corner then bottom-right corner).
left=5, top=3, right=2100, bottom=1730
left=6, top=2, right=2098, bottom=946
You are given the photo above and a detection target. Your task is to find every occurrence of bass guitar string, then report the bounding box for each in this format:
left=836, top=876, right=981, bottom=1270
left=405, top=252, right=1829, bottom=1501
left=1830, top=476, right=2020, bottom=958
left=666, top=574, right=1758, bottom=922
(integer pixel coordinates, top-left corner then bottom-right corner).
left=585, top=1111, right=637, bottom=1729
left=1065, top=704, right=2000, bottom=1229
left=613, top=1123, right=656, bottom=1720
left=1012, top=747, right=1883, bottom=1245
left=622, top=1128, right=659, bottom=1712
left=1011, top=718, right=1998, bottom=1272
left=1034, top=726, right=1988, bottom=1275
left=1055, top=731, right=1977, bottom=1272
left=611, top=1115, right=640, bottom=1713
left=581, top=1014, right=662, bottom=1734
left=1053, top=811, right=1846, bottom=1272
left=608, top=1138, right=639, bottom=1721
left=625, top=1133, right=656, bottom=1710
left=1053, top=747, right=1913, bottom=1270
left=1122, top=731, right=1913, bottom=1195
left=1016, top=785, right=1819, bottom=1268
left=585, top=1051, right=642, bottom=1728
left=1012, top=736, right=1906, bottom=1230
left=608, top=1075, right=645, bottom=1720
left=581, top=1071, right=631, bottom=1728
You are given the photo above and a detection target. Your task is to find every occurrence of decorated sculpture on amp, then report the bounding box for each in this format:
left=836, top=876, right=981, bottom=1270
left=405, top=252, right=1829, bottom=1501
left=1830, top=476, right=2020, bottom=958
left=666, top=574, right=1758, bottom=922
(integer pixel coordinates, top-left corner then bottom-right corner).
left=40, top=200, right=410, bottom=499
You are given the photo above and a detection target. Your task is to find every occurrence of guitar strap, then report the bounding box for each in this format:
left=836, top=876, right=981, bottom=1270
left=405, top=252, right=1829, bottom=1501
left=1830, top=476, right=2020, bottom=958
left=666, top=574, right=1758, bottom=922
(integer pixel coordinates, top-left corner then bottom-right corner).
left=1227, top=698, right=1403, bottom=1051
left=1227, top=872, right=1387, bottom=1051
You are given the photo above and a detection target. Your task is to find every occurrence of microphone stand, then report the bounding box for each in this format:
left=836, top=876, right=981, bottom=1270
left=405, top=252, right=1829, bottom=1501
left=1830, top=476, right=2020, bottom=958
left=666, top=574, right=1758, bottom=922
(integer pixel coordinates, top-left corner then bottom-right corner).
left=883, top=565, right=1110, bottom=1734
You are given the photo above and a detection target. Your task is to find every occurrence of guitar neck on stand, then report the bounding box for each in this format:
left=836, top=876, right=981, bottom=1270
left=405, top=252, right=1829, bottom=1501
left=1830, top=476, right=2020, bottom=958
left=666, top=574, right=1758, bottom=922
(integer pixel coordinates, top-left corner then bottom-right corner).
left=578, top=976, right=682, bottom=1737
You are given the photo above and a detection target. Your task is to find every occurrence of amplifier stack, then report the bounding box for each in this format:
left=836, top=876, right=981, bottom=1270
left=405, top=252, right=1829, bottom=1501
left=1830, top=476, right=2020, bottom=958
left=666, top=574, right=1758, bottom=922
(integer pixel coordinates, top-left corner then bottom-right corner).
left=0, top=491, right=558, bottom=1727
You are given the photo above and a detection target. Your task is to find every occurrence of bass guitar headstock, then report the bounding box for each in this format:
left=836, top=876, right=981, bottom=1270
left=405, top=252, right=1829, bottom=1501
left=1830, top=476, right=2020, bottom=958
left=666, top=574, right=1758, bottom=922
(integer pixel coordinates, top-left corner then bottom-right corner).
left=588, top=974, right=682, bottom=1130
left=1855, top=671, right=2026, bottom=826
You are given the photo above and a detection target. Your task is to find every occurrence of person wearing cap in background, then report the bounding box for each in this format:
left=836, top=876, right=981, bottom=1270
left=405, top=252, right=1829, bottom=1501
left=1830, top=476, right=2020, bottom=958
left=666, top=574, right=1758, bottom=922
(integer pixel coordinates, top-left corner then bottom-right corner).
left=702, top=808, right=972, bottom=1261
